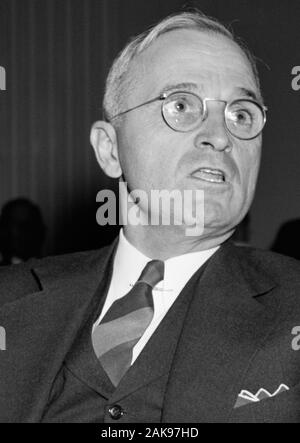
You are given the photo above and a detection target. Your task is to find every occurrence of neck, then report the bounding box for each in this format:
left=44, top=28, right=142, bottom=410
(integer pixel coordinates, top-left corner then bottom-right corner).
left=123, top=224, right=233, bottom=260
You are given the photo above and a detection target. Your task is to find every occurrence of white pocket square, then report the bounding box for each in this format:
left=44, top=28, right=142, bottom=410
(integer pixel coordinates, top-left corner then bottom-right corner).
left=234, top=384, right=290, bottom=408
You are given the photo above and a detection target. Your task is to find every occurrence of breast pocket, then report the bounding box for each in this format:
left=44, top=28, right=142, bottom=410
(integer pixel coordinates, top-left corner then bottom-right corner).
left=229, top=382, right=300, bottom=423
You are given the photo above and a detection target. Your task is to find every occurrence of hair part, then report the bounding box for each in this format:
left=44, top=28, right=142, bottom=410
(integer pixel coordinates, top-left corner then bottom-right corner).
left=103, top=11, right=261, bottom=122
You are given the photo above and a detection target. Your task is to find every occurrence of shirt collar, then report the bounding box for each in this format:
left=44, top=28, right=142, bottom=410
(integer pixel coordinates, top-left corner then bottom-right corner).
left=112, top=229, right=219, bottom=295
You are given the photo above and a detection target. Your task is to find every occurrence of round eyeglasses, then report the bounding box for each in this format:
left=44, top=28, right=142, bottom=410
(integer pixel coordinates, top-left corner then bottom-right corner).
left=110, top=91, right=268, bottom=141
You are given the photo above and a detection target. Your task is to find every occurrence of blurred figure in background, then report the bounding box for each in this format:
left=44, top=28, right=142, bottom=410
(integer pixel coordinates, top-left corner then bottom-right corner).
left=272, top=219, right=300, bottom=260
left=0, top=198, right=46, bottom=265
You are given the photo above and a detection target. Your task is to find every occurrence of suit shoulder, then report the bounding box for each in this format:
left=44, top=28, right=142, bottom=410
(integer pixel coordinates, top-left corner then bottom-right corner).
left=0, top=245, right=112, bottom=307
left=236, top=245, right=300, bottom=279
left=234, top=245, right=300, bottom=311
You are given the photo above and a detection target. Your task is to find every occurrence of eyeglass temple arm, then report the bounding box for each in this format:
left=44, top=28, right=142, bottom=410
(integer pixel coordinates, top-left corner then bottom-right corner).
left=109, top=94, right=165, bottom=121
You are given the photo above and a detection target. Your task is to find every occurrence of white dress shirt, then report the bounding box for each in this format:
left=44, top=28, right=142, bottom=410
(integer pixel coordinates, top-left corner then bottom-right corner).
left=93, top=229, right=219, bottom=364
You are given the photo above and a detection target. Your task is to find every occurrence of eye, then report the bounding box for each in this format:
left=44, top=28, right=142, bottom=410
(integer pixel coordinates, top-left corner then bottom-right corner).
left=227, top=102, right=258, bottom=128
left=162, top=92, right=204, bottom=131
left=164, top=93, right=202, bottom=120
left=175, top=100, right=186, bottom=112
left=168, top=96, right=192, bottom=115
left=230, top=109, right=252, bottom=125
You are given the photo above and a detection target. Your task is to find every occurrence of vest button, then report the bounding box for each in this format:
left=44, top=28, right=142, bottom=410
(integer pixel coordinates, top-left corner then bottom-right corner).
left=108, top=405, right=124, bottom=420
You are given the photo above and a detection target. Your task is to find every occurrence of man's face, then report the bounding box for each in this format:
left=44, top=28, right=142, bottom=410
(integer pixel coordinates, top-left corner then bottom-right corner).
left=115, top=29, right=262, bottom=239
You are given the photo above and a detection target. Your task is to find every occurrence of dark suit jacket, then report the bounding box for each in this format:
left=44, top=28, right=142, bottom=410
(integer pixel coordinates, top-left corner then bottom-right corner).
left=0, top=240, right=300, bottom=423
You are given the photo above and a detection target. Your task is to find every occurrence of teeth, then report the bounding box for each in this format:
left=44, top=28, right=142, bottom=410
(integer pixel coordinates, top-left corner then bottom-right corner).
left=199, top=168, right=224, bottom=176
left=196, top=168, right=225, bottom=183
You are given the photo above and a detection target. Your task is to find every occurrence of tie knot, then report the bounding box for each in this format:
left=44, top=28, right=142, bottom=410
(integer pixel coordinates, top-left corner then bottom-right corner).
left=137, top=260, right=165, bottom=288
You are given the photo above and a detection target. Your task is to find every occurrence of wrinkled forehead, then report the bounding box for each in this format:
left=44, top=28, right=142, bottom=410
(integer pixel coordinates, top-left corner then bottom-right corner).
left=126, top=29, right=260, bottom=103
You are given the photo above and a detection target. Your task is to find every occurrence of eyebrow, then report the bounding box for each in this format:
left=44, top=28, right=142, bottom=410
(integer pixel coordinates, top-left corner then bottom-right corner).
left=235, top=87, right=259, bottom=101
left=160, top=82, right=198, bottom=95
left=159, top=83, right=260, bottom=102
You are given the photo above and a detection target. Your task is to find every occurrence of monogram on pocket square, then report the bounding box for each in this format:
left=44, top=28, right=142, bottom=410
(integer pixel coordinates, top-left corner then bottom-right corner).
left=234, top=384, right=290, bottom=409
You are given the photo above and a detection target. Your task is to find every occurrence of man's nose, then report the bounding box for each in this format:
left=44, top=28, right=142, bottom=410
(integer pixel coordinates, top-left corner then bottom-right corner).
left=193, top=101, right=233, bottom=152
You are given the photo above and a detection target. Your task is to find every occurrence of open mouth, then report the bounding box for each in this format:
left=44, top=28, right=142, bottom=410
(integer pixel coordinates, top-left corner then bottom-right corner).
left=192, top=168, right=226, bottom=184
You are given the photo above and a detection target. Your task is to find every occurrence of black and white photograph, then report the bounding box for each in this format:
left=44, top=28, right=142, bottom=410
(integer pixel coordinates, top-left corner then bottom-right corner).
left=0, top=0, right=300, bottom=425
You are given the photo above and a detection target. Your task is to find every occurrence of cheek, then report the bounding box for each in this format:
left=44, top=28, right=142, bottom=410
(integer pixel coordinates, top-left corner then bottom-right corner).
left=119, top=120, right=179, bottom=179
left=234, top=142, right=261, bottom=189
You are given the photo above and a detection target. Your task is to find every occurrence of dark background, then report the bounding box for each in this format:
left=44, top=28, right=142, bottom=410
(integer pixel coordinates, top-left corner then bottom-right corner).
left=0, top=0, right=299, bottom=256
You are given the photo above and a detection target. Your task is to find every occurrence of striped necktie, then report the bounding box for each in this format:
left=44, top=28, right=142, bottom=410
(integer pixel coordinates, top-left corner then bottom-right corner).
left=92, top=260, right=165, bottom=387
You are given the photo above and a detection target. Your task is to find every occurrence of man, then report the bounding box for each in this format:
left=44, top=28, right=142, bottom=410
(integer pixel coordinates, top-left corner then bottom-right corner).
left=0, top=11, right=300, bottom=423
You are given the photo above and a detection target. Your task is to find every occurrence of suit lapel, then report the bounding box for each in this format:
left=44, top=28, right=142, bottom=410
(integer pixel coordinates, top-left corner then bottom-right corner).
left=162, top=242, right=279, bottom=423
left=0, top=240, right=117, bottom=422
left=63, top=286, right=116, bottom=399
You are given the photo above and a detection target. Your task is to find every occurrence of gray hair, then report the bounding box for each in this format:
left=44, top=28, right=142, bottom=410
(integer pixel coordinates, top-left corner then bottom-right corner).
left=103, top=11, right=261, bottom=122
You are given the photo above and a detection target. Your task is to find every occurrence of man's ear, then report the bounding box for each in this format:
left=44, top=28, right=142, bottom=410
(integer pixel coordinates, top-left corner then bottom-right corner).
left=90, top=121, right=122, bottom=178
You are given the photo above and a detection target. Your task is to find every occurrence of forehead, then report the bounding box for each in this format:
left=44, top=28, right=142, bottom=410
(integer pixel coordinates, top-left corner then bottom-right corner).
left=128, top=29, right=258, bottom=102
